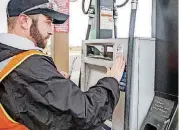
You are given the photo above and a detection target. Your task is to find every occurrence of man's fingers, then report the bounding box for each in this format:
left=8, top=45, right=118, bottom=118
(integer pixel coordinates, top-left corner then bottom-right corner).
left=112, top=56, right=121, bottom=70
left=119, top=56, right=125, bottom=70
left=105, top=55, right=125, bottom=82
left=120, top=61, right=125, bottom=73
left=117, top=55, right=123, bottom=68
left=114, top=55, right=124, bottom=70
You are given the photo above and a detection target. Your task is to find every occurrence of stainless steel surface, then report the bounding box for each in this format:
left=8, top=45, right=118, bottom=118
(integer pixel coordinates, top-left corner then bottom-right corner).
left=81, top=38, right=155, bottom=130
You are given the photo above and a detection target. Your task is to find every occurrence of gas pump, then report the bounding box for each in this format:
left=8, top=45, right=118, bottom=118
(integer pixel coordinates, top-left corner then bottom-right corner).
left=81, top=38, right=155, bottom=130
left=82, top=0, right=129, bottom=39
left=80, top=0, right=178, bottom=130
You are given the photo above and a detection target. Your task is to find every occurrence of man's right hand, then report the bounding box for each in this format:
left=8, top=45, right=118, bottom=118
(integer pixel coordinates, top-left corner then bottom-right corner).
left=105, top=55, right=125, bottom=82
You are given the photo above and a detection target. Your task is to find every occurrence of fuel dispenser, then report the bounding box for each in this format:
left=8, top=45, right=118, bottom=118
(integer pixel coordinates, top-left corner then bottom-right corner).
left=80, top=0, right=178, bottom=130
left=81, top=38, right=155, bottom=130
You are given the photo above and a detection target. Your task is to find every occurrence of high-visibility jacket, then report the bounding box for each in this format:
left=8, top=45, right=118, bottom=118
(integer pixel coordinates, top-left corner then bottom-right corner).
left=0, top=50, right=45, bottom=130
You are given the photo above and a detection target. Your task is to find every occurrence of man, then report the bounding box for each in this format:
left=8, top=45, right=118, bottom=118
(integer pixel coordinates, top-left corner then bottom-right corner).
left=0, top=0, right=125, bottom=130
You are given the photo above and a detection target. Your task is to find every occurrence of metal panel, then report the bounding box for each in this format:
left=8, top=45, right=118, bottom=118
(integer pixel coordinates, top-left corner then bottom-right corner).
left=129, top=38, right=155, bottom=130
left=154, top=0, right=178, bottom=97
left=81, top=39, right=128, bottom=129
left=138, top=38, right=156, bottom=128
left=81, top=38, right=155, bottom=130
left=97, top=0, right=114, bottom=38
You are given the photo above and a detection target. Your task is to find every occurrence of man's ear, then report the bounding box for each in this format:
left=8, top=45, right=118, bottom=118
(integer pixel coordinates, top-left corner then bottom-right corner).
left=18, top=14, right=32, bottom=30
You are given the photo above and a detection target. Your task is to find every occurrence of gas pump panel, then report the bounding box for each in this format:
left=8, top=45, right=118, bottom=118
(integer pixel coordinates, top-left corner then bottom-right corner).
left=81, top=38, right=156, bottom=130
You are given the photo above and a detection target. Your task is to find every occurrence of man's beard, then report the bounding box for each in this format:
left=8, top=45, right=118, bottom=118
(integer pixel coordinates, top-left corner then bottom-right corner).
left=30, top=19, right=49, bottom=49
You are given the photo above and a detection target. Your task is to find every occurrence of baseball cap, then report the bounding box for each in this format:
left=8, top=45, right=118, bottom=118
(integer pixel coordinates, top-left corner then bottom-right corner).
left=7, top=0, right=69, bottom=24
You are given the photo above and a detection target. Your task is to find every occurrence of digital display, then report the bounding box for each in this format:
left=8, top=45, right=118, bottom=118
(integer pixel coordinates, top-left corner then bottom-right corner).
left=87, top=45, right=113, bottom=61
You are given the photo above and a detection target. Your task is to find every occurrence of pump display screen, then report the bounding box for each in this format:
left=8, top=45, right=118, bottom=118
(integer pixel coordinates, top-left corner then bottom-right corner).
left=87, top=45, right=113, bottom=61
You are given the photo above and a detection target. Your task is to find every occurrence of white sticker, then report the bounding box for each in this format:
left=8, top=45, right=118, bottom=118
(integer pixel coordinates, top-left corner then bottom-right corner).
left=115, top=44, right=124, bottom=59
left=100, top=6, right=113, bottom=30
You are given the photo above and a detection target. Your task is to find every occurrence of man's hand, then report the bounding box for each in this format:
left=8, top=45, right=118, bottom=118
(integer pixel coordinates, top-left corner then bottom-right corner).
left=105, top=55, right=125, bottom=82
left=60, top=71, right=70, bottom=79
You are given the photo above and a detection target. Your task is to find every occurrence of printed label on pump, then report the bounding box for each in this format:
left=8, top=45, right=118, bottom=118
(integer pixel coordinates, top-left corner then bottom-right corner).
left=100, top=6, right=113, bottom=30
left=54, top=0, right=69, bottom=33
left=115, top=43, right=124, bottom=59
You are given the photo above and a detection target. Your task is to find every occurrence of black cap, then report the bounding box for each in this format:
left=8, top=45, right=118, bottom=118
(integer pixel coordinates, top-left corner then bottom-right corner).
left=7, top=0, right=69, bottom=24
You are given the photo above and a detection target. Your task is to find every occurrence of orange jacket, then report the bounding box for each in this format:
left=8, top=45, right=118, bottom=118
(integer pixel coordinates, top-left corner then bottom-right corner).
left=0, top=50, right=45, bottom=130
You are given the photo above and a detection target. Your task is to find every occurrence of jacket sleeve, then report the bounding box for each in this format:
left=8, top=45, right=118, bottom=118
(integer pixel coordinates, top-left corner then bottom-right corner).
left=9, top=55, right=120, bottom=130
